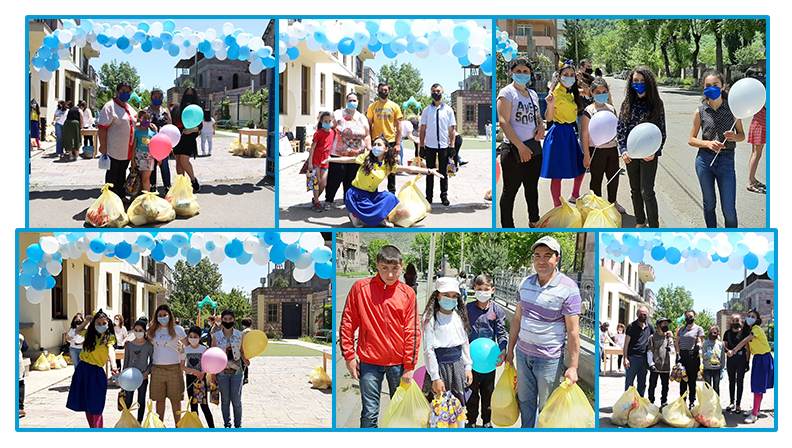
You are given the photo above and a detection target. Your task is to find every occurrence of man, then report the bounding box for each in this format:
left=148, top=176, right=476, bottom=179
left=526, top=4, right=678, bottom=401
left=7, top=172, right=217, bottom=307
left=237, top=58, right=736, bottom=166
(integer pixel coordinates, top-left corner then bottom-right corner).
left=505, top=236, right=581, bottom=428
left=366, top=82, right=403, bottom=194
left=340, top=245, right=421, bottom=428
left=648, top=317, right=673, bottom=407
left=419, top=83, right=456, bottom=206
left=623, top=306, right=655, bottom=397
left=579, top=59, right=593, bottom=76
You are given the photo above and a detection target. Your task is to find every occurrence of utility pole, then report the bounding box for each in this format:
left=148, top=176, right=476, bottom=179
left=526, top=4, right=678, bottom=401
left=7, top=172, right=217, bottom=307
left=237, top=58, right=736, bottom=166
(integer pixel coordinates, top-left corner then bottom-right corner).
left=460, top=233, right=465, bottom=274
left=428, top=233, right=437, bottom=301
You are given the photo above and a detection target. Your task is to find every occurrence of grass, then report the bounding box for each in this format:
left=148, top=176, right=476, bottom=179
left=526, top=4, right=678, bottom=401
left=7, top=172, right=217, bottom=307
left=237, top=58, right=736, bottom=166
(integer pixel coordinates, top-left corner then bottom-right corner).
left=299, top=336, right=332, bottom=346
left=336, top=271, right=370, bottom=278
left=460, top=139, right=494, bottom=150
left=258, top=343, right=323, bottom=357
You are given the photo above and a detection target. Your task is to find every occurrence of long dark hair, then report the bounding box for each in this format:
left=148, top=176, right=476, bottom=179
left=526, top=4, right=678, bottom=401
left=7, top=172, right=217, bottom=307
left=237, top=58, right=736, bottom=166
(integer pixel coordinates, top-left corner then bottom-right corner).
left=700, top=70, right=730, bottom=103
left=83, top=310, right=113, bottom=353
left=70, top=313, right=84, bottom=329
left=361, top=136, right=397, bottom=176
left=31, top=99, right=40, bottom=116
left=316, top=111, right=332, bottom=131
left=620, top=65, right=664, bottom=123
left=550, top=63, right=584, bottom=112
left=422, top=290, right=471, bottom=334
left=148, top=304, right=176, bottom=339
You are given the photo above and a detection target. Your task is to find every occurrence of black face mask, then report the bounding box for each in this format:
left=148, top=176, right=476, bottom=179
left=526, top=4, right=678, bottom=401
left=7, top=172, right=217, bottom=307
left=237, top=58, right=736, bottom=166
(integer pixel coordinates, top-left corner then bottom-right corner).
left=378, top=91, right=389, bottom=100
left=222, top=321, right=235, bottom=329
left=731, top=323, right=741, bottom=329
left=709, top=333, right=718, bottom=340
left=637, top=315, right=646, bottom=323
left=660, top=326, right=668, bottom=333
left=686, top=317, right=695, bottom=325
left=431, top=93, right=443, bottom=102
left=585, top=68, right=593, bottom=75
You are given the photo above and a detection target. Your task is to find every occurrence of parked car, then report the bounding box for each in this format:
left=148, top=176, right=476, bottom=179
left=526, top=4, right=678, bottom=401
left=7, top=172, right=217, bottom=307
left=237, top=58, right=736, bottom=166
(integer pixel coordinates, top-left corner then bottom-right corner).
left=313, top=329, right=332, bottom=342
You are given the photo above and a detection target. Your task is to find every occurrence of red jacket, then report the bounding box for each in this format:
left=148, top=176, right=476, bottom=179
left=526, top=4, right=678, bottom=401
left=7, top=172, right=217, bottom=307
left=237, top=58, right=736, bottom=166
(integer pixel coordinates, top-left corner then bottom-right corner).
left=340, top=275, right=421, bottom=370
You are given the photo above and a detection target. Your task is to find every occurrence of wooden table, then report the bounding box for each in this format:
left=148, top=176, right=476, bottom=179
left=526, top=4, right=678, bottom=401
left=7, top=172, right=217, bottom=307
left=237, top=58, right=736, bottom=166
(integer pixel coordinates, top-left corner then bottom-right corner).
left=238, top=128, right=267, bottom=146
left=80, top=129, right=99, bottom=158
left=603, top=346, right=623, bottom=374
left=322, top=349, right=332, bottom=372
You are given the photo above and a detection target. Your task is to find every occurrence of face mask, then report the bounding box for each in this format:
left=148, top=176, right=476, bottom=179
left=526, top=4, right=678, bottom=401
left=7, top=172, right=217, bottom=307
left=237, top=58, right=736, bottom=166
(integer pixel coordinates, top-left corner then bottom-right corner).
left=151, top=98, right=163, bottom=107
left=637, top=315, right=647, bottom=323
left=140, top=120, right=151, bottom=129
left=118, top=92, right=132, bottom=102
left=585, top=68, right=593, bottom=75
left=371, top=145, right=385, bottom=157
left=704, top=86, right=722, bottom=100
left=731, top=323, right=741, bottom=329
left=631, top=82, right=647, bottom=95
left=135, top=331, right=145, bottom=339
left=512, top=73, right=531, bottom=86
left=594, top=93, right=610, bottom=104
left=746, top=317, right=756, bottom=326
left=560, top=77, right=576, bottom=88
left=222, top=321, right=235, bottom=329
left=346, top=101, right=358, bottom=110
left=439, top=296, right=457, bottom=311
left=660, top=325, right=669, bottom=333
left=158, top=316, right=169, bottom=325
left=431, top=93, right=443, bottom=102
left=76, top=321, right=84, bottom=326
left=321, top=122, right=332, bottom=130
left=189, top=338, right=200, bottom=345
left=113, top=319, right=120, bottom=325
left=709, top=333, right=718, bottom=340
left=95, top=325, right=108, bottom=334
left=378, top=91, right=389, bottom=100
left=475, top=290, right=492, bottom=302
left=685, top=317, right=695, bottom=325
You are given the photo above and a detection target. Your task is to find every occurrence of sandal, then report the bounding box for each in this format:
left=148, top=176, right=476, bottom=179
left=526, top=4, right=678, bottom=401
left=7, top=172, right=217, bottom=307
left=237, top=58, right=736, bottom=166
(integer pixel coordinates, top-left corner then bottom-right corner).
left=747, top=183, right=765, bottom=194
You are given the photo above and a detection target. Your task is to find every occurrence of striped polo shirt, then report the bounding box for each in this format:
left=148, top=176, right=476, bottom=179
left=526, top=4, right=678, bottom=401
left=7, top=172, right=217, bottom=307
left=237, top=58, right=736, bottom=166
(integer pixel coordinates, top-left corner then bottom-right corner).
left=516, top=272, right=582, bottom=359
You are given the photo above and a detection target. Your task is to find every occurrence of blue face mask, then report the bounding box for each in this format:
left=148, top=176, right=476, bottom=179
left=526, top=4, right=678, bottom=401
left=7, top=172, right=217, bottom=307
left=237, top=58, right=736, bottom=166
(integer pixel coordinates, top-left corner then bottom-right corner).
left=704, top=86, right=722, bottom=100
left=371, top=145, right=385, bottom=157
left=346, top=101, right=358, bottom=110
left=158, top=316, right=169, bottom=325
left=95, top=325, right=108, bottom=334
left=321, top=122, right=332, bottom=130
left=118, top=92, right=132, bottom=103
left=439, top=297, right=457, bottom=311
left=560, top=77, right=576, bottom=88
left=151, top=98, right=163, bottom=106
left=594, top=93, right=610, bottom=104
left=631, top=82, right=647, bottom=95
left=512, top=73, right=531, bottom=87
left=746, top=317, right=756, bottom=326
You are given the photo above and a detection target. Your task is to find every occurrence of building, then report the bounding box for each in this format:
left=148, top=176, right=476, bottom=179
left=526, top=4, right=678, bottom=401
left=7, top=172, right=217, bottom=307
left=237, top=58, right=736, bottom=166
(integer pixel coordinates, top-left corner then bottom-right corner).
left=450, top=87, right=491, bottom=137
left=718, top=272, right=775, bottom=334
left=496, top=19, right=566, bottom=66
left=599, top=257, right=656, bottom=330
left=336, top=232, right=367, bottom=273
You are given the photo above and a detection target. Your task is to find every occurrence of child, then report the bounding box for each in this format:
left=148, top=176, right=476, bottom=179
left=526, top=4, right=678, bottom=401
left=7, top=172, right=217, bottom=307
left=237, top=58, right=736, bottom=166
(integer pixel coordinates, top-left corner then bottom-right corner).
left=131, top=110, right=161, bottom=194
left=327, top=136, right=443, bottom=228
left=617, top=65, right=666, bottom=228
left=308, top=111, right=335, bottom=212
left=581, top=77, right=625, bottom=214
left=181, top=325, right=215, bottom=428
left=727, top=309, right=774, bottom=424
left=123, top=320, right=153, bottom=423
left=421, top=277, right=473, bottom=427
left=19, top=333, right=28, bottom=418
left=66, top=310, right=118, bottom=428
left=701, top=324, right=726, bottom=397
left=200, top=110, right=215, bottom=156
left=542, top=63, right=586, bottom=207
left=745, top=67, right=766, bottom=193
left=340, top=245, right=421, bottom=428
left=614, top=323, right=626, bottom=370
left=30, top=99, right=41, bottom=149
left=647, top=317, right=673, bottom=407
left=465, top=274, right=507, bottom=428
left=688, top=70, right=745, bottom=228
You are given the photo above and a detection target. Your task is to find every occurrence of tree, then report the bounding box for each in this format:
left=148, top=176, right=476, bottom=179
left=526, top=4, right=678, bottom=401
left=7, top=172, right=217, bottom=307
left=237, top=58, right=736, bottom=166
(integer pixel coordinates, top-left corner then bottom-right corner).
left=563, top=19, right=590, bottom=66
left=216, top=287, right=252, bottom=330
left=96, top=60, right=141, bottom=107
left=653, top=284, right=694, bottom=335
left=366, top=239, right=391, bottom=271
left=468, top=234, right=508, bottom=276
left=468, top=80, right=484, bottom=91
left=269, top=275, right=290, bottom=288
left=376, top=61, right=425, bottom=112
left=168, top=258, right=224, bottom=324
left=180, top=77, right=195, bottom=88
left=696, top=308, right=716, bottom=334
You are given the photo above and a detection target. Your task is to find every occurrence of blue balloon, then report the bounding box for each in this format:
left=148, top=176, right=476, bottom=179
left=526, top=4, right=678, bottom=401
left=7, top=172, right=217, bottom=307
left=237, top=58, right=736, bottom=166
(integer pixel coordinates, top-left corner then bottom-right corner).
left=286, top=46, right=299, bottom=61
left=227, top=43, right=240, bottom=60
left=720, top=255, right=729, bottom=263
left=96, top=33, right=109, bottom=45
left=151, top=242, right=166, bottom=261
left=315, top=261, right=332, bottom=279
left=311, top=246, right=332, bottom=264
left=141, top=39, right=152, bottom=53
left=376, top=29, right=394, bottom=44
left=767, top=263, right=775, bottom=280
left=22, top=259, right=39, bottom=274
left=743, top=252, right=759, bottom=270
left=162, top=239, right=179, bottom=257
left=205, top=241, right=217, bottom=252
left=186, top=248, right=202, bottom=266
left=313, top=28, right=328, bottom=44
left=31, top=275, right=47, bottom=291
left=628, top=246, right=644, bottom=263
left=285, top=243, right=303, bottom=262
left=353, top=30, right=370, bottom=46
left=150, top=37, right=163, bottom=50
left=451, top=41, right=469, bottom=58
left=665, top=247, right=681, bottom=265
left=453, top=23, right=471, bottom=42
left=136, top=233, right=154, bottom=249
left=115, top=241, right=132, bottom=259
left=622, top=233, right=639, bottom=248
left=382, top=43, right=398, bottom=59
left=163, top=19, right=176, bottom=32
left=89, top=238, right=106, bottom=254
left=133, top=31, right=147, bottom=43
left=600, top=233, right=614, bottom=246
left=391, top=38, right=407, bottom=54
left=394, top=19, right=411, bottom=37
left=608, top=239, right=621, bottom=251
left=127, top=252, right=140, bottom=265
left=238, top=45, right=251, bottom=61
left=263, top=232, right=281, bottom=246
left=52, top=251, right=62, bottom=261
left=46, top=276, right=56, bottom=290
left=182, top=104, right=204, bottom=129
left=43, top=35, right=59, bottom=48
left=171, top=233, right=188, bottom=248
left=711, top=253, right=719, bottom=263
left=27, top=244, right=45, bottom=261
left=764, top=249, right=775, bottom=263
left=197, top=40, right=211, bottom=53
left=263, top=56, right=276, bottom=68
left=19, top=273, right=33, bottom=287
left=32, top=55, right=46, bottom=68
left=116, top=36, right=130, bottom=50
left=367, top=40, right=382, bottom=52
left=137, top=21, right=149, bottom=32
left=321, top=41, right=338, bottom=53
left=225, top=238, right=244, bottom=258
left=458, top=55, right=471, bottom=66
left=45, top=58, right=59, bottom=72
left=365, top=19, right=380, bottom=34
left=470, top=338, right=499, bottom=374
left=236, top=251, right=252, bottom=265
left=105, top=243, right=116, bottom=255
left=269, top=242, right=287, bottom=265
left=160, top=32, right=173, bottom=44
left=338, top=38, right=355, bottom=55
left=257, top=47, right=272, bottom=58
left=168, top=44, right=180, bottom=57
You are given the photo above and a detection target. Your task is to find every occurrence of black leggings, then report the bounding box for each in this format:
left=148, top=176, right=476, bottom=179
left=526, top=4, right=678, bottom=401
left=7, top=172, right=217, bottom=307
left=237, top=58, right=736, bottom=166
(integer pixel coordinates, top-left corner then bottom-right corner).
left=467, top=370, right=496, bottom=425
left=626, top=157, right=659, bottom=227
left=499, top=147, right=542, bottom=226
left=324, top=156, right=359, bottom=204
left=588, top=146, right=620, bottom=202
left=186, top=374, right=215, bottom=428
left=83, top=134, right=94, bottom=147
left=678, top=349, right=700, bottom=405
left=727, top=352, right=747, bottom=406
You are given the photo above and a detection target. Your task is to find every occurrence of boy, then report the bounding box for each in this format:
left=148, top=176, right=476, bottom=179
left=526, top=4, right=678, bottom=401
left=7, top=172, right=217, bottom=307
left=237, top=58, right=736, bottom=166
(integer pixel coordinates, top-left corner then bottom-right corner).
left=340, top=245, right=421, bottom=428
left=648, top=317, right=673, bottom=407
left=465, top=274, right=508, bottom=428
left=702, top=325, right=727, bottom=397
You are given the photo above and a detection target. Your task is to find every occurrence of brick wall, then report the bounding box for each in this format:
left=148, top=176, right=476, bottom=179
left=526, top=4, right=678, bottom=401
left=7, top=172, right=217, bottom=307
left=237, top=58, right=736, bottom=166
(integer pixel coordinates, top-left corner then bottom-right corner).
left=451, top=90, right=492, bottom=135
left=251, top=286, right=313, bottom=336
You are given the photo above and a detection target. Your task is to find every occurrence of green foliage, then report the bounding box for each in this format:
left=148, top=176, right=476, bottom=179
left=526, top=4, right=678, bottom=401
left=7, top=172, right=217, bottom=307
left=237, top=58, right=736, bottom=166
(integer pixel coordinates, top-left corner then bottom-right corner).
left=220, top=100, right=231, bottom=120
left=367, top=239, right=391, bottom=271
left=168, top=258, right=224, bottom=324
left=468, top=80, right=484, bottom=91
left=269, top=275, right=290, bottom=288
left=654, top=284, right=694, bottom=335
left=180, top=77, right=195, bottom=88
left=696, top=308, right=716, bottom=334
left=563, top=19, right=591, bottom=65
left=241, top=89, right=269, bottom=110
left=96, top=60, right=141, bottom=108
left=376, top=61, right=426, bottom=111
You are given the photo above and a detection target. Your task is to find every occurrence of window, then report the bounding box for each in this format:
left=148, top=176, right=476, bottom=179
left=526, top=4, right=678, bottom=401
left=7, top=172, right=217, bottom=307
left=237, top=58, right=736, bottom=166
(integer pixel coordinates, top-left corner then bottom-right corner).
left=607, top=292, right=613, bottom=318
left=40, top=81, right=48, bottom=107
left=627, top=264, right=632, bottom=289
left=320, top=73, right=325, bottom=106
left=232, top=73, right=239, bottom=89
left=465, top=104, right=475, bottom=122
left=301, top=65, right=311, bottom=115
left=267, top=303, right=279, bottom=322
left=218, top=76, right=223, bottom=81
left=55, top=70, right=60, bottom=99
left=84, top=265, right=93, bottom=314
left=106, top=273, right=112, bottom=308
left=51, top=270, right=66, bottom=320
left=279, top=70, right=286, bottom=114
left=516, top=24, right=533, bottom=37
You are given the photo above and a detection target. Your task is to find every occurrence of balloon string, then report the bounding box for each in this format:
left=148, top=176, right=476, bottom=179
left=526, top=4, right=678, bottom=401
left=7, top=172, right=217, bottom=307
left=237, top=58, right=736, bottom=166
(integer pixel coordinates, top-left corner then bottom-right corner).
left=709, top=121, right=737, bottom=167
left=606, top=168, right=623, bottom=186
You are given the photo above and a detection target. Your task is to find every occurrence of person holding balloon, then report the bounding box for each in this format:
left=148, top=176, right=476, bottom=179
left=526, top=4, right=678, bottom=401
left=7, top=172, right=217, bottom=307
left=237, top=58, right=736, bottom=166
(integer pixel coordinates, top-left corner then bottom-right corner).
left=147, top=88, right=173, bottom=193
left=181, top=325, right=215, bottom=428
left=97, top=81, right=137, bottom=200
left=324, top=92, right=370, bottom=211
left=66, top=310, right=118, bottom=428
left=122, top=320, right=153, bottom=423
left=172, top=87, right=203, bottom=192
left=211, top=309, right=249, bottom=428
left=617, top=66, right=666, bottom=228
left=687, top=70, right=745, bottom=228
left=130, top=110, right=161, bottom=195
left=147, top=304, right=189, bottom=426
left=727, top=309, right=774, bottom=424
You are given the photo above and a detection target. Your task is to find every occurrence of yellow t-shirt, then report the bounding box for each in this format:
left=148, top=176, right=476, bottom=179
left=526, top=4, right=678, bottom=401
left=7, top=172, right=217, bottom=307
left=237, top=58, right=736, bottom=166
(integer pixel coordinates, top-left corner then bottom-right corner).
left=351, top=153, right=398, bottom=192
left=31, top=109, right=39, bottom=121
left=552, top=83, right=578, bottom=124
left=748, top=325, right=771, bottom=355
left=79, top=330, right=116, bottom=367
left=366, top=100, right=403, bottom=142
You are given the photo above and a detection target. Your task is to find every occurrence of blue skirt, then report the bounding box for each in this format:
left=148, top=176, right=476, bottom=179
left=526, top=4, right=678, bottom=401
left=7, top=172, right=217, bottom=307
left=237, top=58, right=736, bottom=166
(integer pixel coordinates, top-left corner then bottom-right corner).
left=541, top=122, right=586, bottom=179
left=345, top=185, right=399, bottom=227
left=30, top=119, right=40, bottom=139
left=66, top=361, right=108, bottom=415
left=751, top=352, right=774, bottom=393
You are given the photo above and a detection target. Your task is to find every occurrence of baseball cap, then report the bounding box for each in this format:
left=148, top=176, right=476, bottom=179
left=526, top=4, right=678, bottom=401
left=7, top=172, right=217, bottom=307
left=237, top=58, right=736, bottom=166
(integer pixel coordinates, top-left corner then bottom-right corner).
left=531, top=236, right=561, bottom=255
left=435, top=277, right=460, bottom=295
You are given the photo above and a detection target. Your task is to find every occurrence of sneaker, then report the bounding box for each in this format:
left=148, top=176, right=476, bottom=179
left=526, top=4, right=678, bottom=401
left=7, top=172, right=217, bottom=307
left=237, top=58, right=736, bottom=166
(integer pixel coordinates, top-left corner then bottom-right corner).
left=380, top=219, right=394, bottom=228
left=614, top=201, right=626, bottom=214
left=482, top=422, right=493, bottom=428
left=567, top=195, right=578, bottom=204
left=466, top=422, right=477, bottom=428
left=459, top=159, right=469, bottom=166
left=192, top=178, right=201, bottom=192
left=322, top=201, right=333, bottom=211
left=529, top=221, right=539, bottom=228
left=441, top=197, right=450, bottom=206
left=484, top=190, right=492, bottom=201
left=201, top=150, right=206, bottom=156
left=348, top=213, right=363, bottom=228
left=744, top=413, right=758, bottom=424
left=208, top=150, right=212, bottom=156
left=19, top=410, right=26, bottom=418
left=311, top=201, right=323, bottom=213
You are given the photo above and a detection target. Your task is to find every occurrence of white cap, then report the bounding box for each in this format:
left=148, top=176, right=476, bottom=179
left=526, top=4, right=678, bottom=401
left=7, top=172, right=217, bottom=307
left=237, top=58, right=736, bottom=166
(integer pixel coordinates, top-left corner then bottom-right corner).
left=531, top=235, right=561, bottom=255
left=435, top=277, right=460, bottom=294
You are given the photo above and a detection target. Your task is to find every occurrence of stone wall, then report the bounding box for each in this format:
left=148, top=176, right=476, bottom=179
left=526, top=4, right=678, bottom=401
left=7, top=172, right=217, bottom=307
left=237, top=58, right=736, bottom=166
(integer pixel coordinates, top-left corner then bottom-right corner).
left=250, top=286, right=313, bottom=336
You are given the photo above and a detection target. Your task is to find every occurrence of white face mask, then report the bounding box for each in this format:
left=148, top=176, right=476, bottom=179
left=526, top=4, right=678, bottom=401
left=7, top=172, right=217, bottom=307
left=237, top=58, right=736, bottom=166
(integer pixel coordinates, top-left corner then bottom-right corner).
left=475, top=290, right=492, bottom=303
left=188, top=338, right=200, bottom=346
left=114, top=319, right=120, bottom=326
left=134, top=331, right=145, bottom=339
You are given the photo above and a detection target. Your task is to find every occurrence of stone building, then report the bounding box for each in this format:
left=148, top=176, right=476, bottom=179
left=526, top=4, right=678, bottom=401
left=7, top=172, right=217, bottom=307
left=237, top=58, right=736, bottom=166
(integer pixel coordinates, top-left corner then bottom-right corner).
left=337, top=232, right=367, bottom=273
left=450, top=89, right=491, bottom=136
left=250, top=284, right=330, bottom=338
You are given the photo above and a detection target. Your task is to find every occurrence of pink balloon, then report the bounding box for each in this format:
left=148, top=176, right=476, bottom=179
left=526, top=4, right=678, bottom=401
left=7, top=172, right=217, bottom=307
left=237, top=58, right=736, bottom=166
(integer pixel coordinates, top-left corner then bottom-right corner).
left=159, top=124, right=181, bottom=147
left=413, top=366, right=427, bottom=387
left=201, top=347, right=228, bottom=374
left=149, top=133, right=173, bottom=161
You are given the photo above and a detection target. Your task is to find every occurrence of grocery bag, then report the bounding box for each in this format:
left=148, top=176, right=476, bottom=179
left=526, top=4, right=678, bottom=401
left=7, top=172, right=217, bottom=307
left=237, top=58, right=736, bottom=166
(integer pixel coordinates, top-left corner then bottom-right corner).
left=114, top=400, right=142, bottom=428
left=388, top=174, right=431, bottom=228
left=381, top=380, right=432, bottom=428
left=47, top=353, right=61, bottom=370
left=306, top=171, right=319, bottom=192
left=491, top=362, right=520, bottom=427
left=142, top=400, right=166, bottom=428
left=447, top=157, right=457, bottom=178
left=32, top=353, right=50, bottom=371
left=408, top=157, right=426, bottom=168
left=229, top=139, right=245, bottom=156
left=627, top=396, right=662, bottom=428
left=537, top=197, right=583, bottom=228
left=209, top=377, right=220, bottom=405
left=165, top=175, right=200, bottom=217
left=63, top=355, right=72, bottom=365
left=117, top=390, right=127, bottom=411
left=429, top=391, right=467, bottom=428
left=124, top=167, right=142, bottom=197
left=576, top=191, right=610, bottom=222
left=611, top=385, right=640, bottom=426
left=670, top=362, right=688, bottom=382
left=127, top=191, right=175, bottom=226
left=693, top=382, right=726, bottom=428
left=86, top=184, right=129, bottom=228
left=309, top=366, right=332, bottom=390
left=661, top=391, right=700, bottom=428
left=537, top=378, right=595, bottom=428
left=56, top=353, right=67, bottom=369
left=583, top=204, right=620, bottom=228
left=98, top=154, right=111, bottom=170
left=176, top=411, right=204, bottom=428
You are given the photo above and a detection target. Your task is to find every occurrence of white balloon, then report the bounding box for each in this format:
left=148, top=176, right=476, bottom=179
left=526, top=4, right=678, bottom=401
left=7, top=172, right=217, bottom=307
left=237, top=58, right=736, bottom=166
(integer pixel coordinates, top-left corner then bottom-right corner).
left=439, top=19, right=455, bottom=37
left=123, top=25, right=136, bottom=39
left=294, top=252, right=314, bottom=269
left=46, top=260, right=62, bottom=276
left=293, top=264, right=315, bottom=283
left=222, top=22, right=234, bottom=35
left=728, top=254, right=744, bottom=270
left=754, top=257, right=770, bottom=275
left=237, top=33, right=251, bottom=46
left=40, top=236, right=60, bottom=254
left=87, top=250, right=104, bottom=262
left=433, top=36, right=451, bottom=55
left=728, top=77, right=766, bottom=119
left=243, top=235, right=261, bottom=254
left=299, top=233, right=325, bottom=252
left=173, top=33, right=185, bottom=46
left=149, top=22, right=163, bottom=36
left=716, top=241, right=733, bottom=258
left=205, top=28, right=217, bottom=41
left=303, top=20, right=320, bottom=34
left=281, top=232, right=302, bottom=244
left=697, top=252, right=712, bottom=268
left=684, top=256, right=698, bottom=273
left=25, top=286, right=46, bottom=305
left=249, top=36, right=264, bottom=51
left=305, top=35, right=322, bottom=52
left=252, top=248, right=270, bottom=266
left=123, top=232, right=138, bottom=244
left=210, top=249, right=226, bottom=264
left=58, top=29, right=73, bottom=43
left=185, top=46, right=196, bottom=58
left=191, top=233, right=206, bottom=249
left=213, top=233, right=230, bottom=246
left=211, top=38, right=224, bottom=51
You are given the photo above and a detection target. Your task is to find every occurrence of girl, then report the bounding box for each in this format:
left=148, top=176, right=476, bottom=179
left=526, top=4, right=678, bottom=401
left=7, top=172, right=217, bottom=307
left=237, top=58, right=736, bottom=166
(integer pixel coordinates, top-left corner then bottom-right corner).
left=148, top=304, right=188, bottom=426
left=131, top=111, right=160, bottom=194
left=181, top=326, right=215, bottom=427
left=701, top=325, right=726, bottom=397
left=79, top=100, right=94, bottom=149
left=54, top=100, right=67, bottom=157
left=421, top=277, right=473, bottom=422
left=327, top=136, right=443, bottom=228
left=727, top=309, right=774, bottom=424
left=123, top=320, right=153, bottom=423
left=675, top=309, right=704, bottom=408
left=324, top=92, right=371, bottom=210
left=172, top=87, right=202, bottom=192
left=211, top=309, right=248, bottom=428
left=581, top=78, right=625, bottom=214
left=617, top=66, right=667, bottom=228
left=66, top=311, right=118, bottom=428
left=30, top=99, right=41, bottom=149
left=308, top=111, right=335, bottom=212
left=746, top=67, right=766, bottom=193
left=599, top=322, right=616, bottom=374
left=148, top=88, right=172, bottom=193
left=200, top=110, right=215, bottom=156
left=66, top=313, right=85, bottom=368
left=724, top=313, right=750, bottom=413
left=614, top=323, right=626, bottom=370
left=542, top=63, right=586, bottom=207
left=688, top=70, right=745, bottom=228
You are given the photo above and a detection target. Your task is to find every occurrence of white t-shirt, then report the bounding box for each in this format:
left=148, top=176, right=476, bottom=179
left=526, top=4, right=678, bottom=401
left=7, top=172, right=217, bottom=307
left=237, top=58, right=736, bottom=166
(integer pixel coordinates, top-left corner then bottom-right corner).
left=181, top=344, right=207, bottom=372
left=151, top=325, right=187, bottom=365
left=401, top=120, right=414, bottom=141
left=497, top=84, right=540, bottom=143
left=201, top=118, right=215, bottom=135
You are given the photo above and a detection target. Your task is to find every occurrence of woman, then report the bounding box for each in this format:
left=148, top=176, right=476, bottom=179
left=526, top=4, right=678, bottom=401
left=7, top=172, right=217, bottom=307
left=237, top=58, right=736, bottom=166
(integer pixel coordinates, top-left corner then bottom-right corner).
left=724, top=313, right=750, bottom=413
left=171, top=87, right=202, bottom=192
left=147, top=88, right=172, bottom=193
left=30, top=99, right=41, bottom=149
left=113, top=314, right=128, bottom=371
left=211, top=309, right=249, bottom=428
left=497, top=57, right=544, bottom=228
left=324, top=92, right=371, bottom=210
left=675, top=309, right=704, bottom=408
left=97, top=82, right=136, bottom=199
left=147, top=304, right=188, bottom=425
left=78, top=101, right=93, bottom=149
left=727, top=309, right=774, bottom=424
left=66, top=313, right=85, bottom=368
left=404, top=263, right=418, bottom=294
left=599, top=322, right=616, bottom=374
left=53, top=100, right=68, bottom=157
left=62, top=100, right=83, bottom=161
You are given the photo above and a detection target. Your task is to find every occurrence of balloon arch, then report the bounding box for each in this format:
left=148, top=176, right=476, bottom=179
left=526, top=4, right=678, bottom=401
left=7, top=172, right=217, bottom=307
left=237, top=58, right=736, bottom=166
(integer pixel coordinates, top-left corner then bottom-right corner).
left=19, top=231, right=333, bottom=304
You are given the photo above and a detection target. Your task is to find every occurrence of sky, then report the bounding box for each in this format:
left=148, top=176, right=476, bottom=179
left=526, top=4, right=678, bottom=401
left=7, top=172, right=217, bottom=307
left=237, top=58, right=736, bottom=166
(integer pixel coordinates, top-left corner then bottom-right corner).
left=90, top=19, right=271, bottom=92
left=599, top=232, right=775, bottom=313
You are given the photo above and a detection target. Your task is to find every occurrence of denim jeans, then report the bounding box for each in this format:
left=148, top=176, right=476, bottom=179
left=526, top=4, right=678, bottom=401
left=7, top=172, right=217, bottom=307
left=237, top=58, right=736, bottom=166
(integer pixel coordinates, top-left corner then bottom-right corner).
left=55, top=122, right=63, bottom=154
left=217, top=373, right=243, bottom=428
left=514, top=350, right=564, bottom=428
left=695, top=149, right=738, bottom=228
left=70, top=347, right=82, bottom=368
left=625, top=354, right=648, bottom=397
left=359, top=362, right=403, bottom=428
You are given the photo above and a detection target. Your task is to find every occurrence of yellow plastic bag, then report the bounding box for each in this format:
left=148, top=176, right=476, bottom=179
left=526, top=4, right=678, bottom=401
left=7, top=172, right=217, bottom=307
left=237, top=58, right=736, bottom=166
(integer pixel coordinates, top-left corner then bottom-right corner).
left=491, top=362, right=520, bottom=427
left=127, top=191, right=175, bottom=226
left=176, top=411, right=204, bottom=428
left=662, top=391, right=700, bottom=428
left=408, top=157, right=426, bottom=168
left=229, top=139, right=244, bottom=156
left=611, top=385, right=640, bottom=426
left=115, top=401, right=142, bottom=428
left=583, top=204, right=620, bottom=228
left=142, top=400, right=166, bottom=428
left=381, top=380, right=432, bottom=428
left=309, top=366, right=332, bottom=390
left=628, top=396, right=662, bottom=428
left=86, top=184, right=129, bottom=228
left=32, top=353, right=50, bottom=371
left=576, top=191, right=609, bottom=221
left=537, top=378, right=595, bottom=428
left=388, top=174, right=431, bottom=228
left=47, top=353, right=61, bottom=370
left=63, top=355, right=72, bottom=365
left=693, top=382, right=726, bottom=427
left=56, top=353, right=68, bottom=369
left=165, top=175, right=200, bottom=217
left=537, top=197, right=583, bottom=228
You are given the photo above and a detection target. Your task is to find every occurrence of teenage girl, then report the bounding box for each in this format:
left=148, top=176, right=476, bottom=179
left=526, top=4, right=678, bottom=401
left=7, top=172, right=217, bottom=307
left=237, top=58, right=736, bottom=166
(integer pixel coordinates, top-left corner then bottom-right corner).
left=726, top=310, right=774, bottom=424
left=123, top=320, right=153, bottom=423
left=308, top=112, right=335, bottom=212
left=745, top=67, right=766, bottom=193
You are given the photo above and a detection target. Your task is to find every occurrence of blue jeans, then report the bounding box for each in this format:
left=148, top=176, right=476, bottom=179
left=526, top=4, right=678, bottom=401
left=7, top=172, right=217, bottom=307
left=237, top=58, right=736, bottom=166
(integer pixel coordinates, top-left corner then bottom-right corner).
left=625, top=354, right=649, bottom=397
left=359, top=362, right=403, bottom=428
left=695, top=149, right=738, bottom=228
left=70, top=347, right=82, bottom=368
left=55, top=122, right=63, bottom=154
left=399, top=140, right=404, bottom=164
left=217, top=373, right=243, bottom=428
left=515, top=350, right=564, bottom=428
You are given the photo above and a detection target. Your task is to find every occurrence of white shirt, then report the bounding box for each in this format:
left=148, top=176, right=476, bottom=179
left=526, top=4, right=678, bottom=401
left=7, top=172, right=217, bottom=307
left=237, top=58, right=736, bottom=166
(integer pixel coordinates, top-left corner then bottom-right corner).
left=113, top=325, right=128, bottom=347
left=82, top=108, right=94, bottom=128
left=54, top=109, right=67, bottom=125
left=67, top=328, right=85, bottom=349
left=423, top=312, right=472, bottom=382
left=497, top=84, right=540, bottom=143
left=151, top=325, right=187, bottom=365
left=420, top=102, right=455, bottom=148
left=400, top=120, right=414, bottom=141
left=97, top=99, right=136, bottom=161
left=201, top=118, right=215, bottom=135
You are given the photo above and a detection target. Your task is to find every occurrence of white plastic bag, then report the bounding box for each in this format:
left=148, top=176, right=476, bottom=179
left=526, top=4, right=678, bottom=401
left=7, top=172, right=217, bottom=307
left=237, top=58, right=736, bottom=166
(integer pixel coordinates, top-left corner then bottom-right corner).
left=98, top=154, right=111, bottom=170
